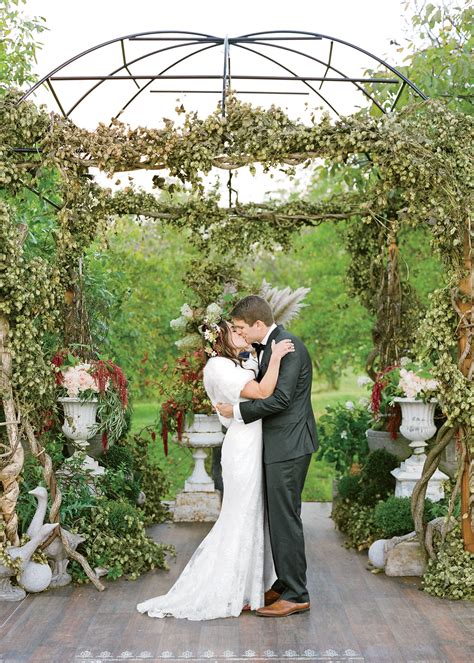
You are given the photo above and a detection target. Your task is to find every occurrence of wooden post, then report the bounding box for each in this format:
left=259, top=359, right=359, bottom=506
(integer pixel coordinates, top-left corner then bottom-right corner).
left=0, top=224, right=28, bottom=546
left=0, top=314, right=23, bottom=546
left=458, top=230, right=474, bottom=552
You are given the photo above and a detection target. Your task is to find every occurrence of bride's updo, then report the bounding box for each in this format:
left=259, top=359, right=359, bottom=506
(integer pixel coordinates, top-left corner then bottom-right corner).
left=202, top=320, right=241, bottom=365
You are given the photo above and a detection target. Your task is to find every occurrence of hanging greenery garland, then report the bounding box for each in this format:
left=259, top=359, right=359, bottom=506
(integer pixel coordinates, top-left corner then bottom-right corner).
left=0, top=87, right=473, bottom=590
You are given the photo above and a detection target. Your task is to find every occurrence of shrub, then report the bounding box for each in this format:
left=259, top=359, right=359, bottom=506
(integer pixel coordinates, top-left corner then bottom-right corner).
left=317, top=401, right=372, bottom=475
left=358, top=449, right=399, bottom=506
left=101, top=444, right=134, bottom=471
left=70, top=498, right=174, bottom=582
left=331, top=499, right=380, bottom=550
left=130, top=433, right=171, bottom=526
left=337, top=474, right=362, bottom=501
left=374, top=496, right=437, bottom=538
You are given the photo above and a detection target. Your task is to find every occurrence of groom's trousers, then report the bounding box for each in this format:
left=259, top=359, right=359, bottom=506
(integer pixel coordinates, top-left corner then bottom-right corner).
left=264, top=453, right=312, bottom=604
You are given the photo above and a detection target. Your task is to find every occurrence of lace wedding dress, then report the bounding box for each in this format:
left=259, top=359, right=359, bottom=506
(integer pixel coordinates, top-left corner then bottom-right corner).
left=136, top=356, right=276, bottom=620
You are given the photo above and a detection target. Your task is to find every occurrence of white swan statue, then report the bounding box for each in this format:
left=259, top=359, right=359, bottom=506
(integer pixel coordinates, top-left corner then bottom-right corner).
left=27, top=486, right=85, bottom=587
left=0, top=523, right=58, bottom=601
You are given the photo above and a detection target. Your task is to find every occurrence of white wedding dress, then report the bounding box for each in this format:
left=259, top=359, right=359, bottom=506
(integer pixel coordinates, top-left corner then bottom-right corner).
left=136, top=356, right=276, bottom=620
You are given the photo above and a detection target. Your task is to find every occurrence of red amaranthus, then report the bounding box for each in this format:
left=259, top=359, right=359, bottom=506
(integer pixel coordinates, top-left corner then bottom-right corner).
left=370, top=364, right=401, bottom=440
left=159, top=350, right=213, bottom=456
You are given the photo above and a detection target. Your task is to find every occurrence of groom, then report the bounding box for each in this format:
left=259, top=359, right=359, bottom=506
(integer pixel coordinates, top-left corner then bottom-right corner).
left=216, top=295, right=318, bottom=617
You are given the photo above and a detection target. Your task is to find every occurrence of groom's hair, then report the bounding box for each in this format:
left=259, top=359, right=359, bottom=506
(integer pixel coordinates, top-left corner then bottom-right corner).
left=231, top=295, right=274, bottom=326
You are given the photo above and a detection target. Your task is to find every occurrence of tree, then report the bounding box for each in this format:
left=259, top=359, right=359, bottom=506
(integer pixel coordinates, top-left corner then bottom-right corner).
left=0, top=0, right=47, bottom=92
left=398, top=0, right=473, bottom=114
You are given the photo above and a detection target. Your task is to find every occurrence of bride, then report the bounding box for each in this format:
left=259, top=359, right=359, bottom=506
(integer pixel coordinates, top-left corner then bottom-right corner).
left=136, top=318, right=294, bottom=620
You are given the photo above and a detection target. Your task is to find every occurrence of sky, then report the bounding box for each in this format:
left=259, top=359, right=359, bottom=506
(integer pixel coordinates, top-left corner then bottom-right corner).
left=25, top=0, right=413, bottom=201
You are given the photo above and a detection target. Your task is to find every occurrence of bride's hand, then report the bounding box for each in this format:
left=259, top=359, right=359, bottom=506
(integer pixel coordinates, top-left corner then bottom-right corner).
left=271, top=339, right=295, bottom=360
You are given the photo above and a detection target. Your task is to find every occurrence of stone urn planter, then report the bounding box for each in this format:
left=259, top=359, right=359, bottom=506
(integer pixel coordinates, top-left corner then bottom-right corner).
left=365, top=428, right=412, bottom=461
left=57, top=397, right=104, bottom=476
left=390, top=397, right=448, bottom=501
left=173, top=413, right=224, bottom=522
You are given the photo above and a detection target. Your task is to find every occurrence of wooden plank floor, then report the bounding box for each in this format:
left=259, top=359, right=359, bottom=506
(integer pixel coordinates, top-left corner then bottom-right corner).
left=0, top=503, right=473, bottom=663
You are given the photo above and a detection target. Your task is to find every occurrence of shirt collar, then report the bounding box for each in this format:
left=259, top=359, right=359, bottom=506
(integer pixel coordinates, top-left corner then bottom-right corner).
left=261, top=323, right=277, bottom=346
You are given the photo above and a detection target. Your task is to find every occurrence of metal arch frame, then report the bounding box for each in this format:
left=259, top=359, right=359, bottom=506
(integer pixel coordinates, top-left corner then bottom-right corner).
left=19, top=29, right=427, bottom=121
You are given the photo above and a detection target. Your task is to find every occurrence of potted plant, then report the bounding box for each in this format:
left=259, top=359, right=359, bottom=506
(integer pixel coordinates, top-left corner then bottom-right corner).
left=380, top=359, right=448, bottom=501
left=364, top=362, right=412, bottom=461
left=158, top=348, right=216, bottom=453
left=53, top=351, right=129, bottom=468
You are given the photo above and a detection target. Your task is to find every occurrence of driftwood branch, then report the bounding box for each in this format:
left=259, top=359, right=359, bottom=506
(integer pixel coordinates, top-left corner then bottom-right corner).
left=411, top=423, right=457, bottom=557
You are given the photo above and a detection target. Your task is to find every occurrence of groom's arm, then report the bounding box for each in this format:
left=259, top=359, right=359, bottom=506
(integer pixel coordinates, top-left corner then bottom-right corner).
left=238, top=350, right=301, bottom=424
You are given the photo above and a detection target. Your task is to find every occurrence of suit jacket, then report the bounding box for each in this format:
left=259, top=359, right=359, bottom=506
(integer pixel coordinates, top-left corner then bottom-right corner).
left=239, top=325, right=318, bottom=464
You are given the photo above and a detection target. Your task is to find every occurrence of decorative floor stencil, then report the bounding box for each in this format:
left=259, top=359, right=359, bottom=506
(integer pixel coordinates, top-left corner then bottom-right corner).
left=75, top=649, right=364, bottom=662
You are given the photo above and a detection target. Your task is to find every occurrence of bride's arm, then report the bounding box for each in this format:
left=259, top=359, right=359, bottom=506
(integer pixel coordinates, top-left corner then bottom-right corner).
left=240, top=339, right=294, bottom=400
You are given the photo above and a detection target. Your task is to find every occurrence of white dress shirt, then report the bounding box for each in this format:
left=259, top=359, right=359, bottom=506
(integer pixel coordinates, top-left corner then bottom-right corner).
left=233, top=323, right=277, bottom=423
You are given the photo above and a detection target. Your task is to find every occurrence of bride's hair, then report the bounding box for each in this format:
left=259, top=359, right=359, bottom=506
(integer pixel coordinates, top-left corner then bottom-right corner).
left=204, top=320, right=241, bottom=365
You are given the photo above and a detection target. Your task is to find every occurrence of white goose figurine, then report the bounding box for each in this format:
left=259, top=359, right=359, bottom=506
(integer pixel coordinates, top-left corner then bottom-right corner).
left=27, top=487, right=48, bottom=538
left=27, top=486, right=85, bottom=587
left=0, top=523, right=58, bottom=602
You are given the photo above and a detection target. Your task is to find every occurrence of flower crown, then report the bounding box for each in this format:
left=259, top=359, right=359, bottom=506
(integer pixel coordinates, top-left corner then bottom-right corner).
left=170, top=302, right=225, bottom=357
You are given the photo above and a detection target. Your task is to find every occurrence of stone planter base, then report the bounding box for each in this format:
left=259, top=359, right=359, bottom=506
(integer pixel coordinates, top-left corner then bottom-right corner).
left=385, top=541, right=427, bottom=577
left=173, top=489, right=222, bottom=522
left=366, top=429, right=412, bottom=460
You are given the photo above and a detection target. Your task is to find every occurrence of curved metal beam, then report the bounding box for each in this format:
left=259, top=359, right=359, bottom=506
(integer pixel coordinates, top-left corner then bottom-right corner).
left=19, top=30, right=221, bottom=102
left=19, top=29, right=427, bottom=121
left=232, top=42, right=340, bottom=116
left=66, top=39, right=220, bottom=118
left=235, top=39, right=386, bottom=114
left=235, top=30, right=427, bottom=100
left=110, top=42, right=221, bottom=123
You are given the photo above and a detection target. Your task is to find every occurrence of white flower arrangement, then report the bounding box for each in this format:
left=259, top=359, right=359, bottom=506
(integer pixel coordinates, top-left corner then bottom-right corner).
left=61, top=363, right=103, bottom=397
left=170, top=302, right=224, bottom=357
left=397, top=367, right=438, bottom=400
left=180, top=303, right=194, bottom=319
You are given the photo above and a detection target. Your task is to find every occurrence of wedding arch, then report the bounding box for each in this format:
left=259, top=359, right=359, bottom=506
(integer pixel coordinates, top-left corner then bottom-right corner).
left=1, top=30, right=472, bottom=594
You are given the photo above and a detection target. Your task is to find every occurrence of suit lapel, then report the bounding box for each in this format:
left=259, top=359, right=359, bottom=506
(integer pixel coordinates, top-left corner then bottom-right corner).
left=258, top=325, right=283, bottom=379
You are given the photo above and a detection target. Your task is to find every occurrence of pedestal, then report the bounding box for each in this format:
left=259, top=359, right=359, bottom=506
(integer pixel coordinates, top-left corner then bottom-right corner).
left=173, top=489, right=222, bottom=522
left=173, top=414, right=224, bottom=522
left=391, top=453, right=448, bottom=501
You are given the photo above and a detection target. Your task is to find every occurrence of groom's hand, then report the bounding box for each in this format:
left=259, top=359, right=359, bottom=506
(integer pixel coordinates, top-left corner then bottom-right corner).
left=215, top=402, right=233, bottom=418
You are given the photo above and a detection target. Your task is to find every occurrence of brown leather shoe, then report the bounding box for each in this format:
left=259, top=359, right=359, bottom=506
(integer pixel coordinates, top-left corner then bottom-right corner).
left=242, top=589, right=280, bottom=612
left=256, top=599, right=310, bottom=618
left=264, top=589, right=281, bottom=606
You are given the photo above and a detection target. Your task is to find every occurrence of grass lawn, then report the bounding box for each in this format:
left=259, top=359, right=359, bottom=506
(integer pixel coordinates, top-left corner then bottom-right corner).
left=131, top=369, right=368, bottom=502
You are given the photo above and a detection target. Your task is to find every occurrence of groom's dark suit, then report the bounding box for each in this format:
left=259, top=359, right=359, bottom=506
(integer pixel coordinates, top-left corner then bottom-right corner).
left=239, top=325, right=318, bottom=604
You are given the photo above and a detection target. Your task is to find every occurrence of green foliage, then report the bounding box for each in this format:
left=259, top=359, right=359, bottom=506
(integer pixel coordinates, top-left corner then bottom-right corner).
left=337, top=474, right=362, bottom=501
left=0, top=200, right=63, bottom=426
left=69, top=498, right=174, bottom=583
left=0, top=0, right=47, bottom=91
left=100, top=444, right=134, bottom=472
left=401, top=1, right=473, bottom=115
left=129, top=433, right=171, bottom=526
left=316, top=401, right=372, bottom=474
left=84, top=219, right=196, bottom=398
left=331, top=499, right=380, bottom=550
left=422, top=525, right=474, bottom=600
left=357, top=449, right=399, bottom=506
left=374, top=496, right=436, bottom=538
left=96, top=464, right=141, bottom=504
